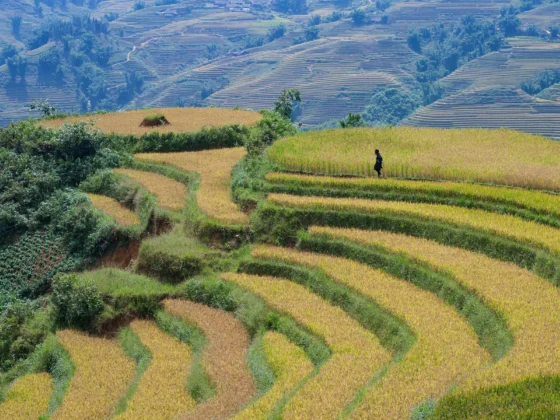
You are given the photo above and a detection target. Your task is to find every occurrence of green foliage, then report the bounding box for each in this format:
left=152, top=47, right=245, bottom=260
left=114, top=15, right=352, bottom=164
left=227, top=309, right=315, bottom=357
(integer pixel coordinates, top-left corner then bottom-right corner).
left=0, top=301, right=52, bottom=372
left=10, top=15, right=22, bottom=36
left=245, top=111, right=296, bottom=157
left=274, top=89, right=302, bottom=121
left=115, top=327, right=152, bottom=415
left=339, top=113, right=364, bottom=128
left=76, top=268, right=175, bottom=317
left=350, top=9, right=367, bottom=25
left=267, top=24, right=286, bottom=41
left=51, top=274, right=104, bottom=331
left=141, top=113, right=169, bottom=127
left=0, top=231, right=81, bottom=300
left=411, top=399, right=436, bottom=419
left=432, top=376, right=560, bottom=419
left=29, top=99, right=58, bottom=118
left=521, top=69, right=560, bottom=95
left=363, top=88, right=421, bottom=126
left=272, top=0, right=307, bottom=14
left=155, top=311, right=215, bottom=402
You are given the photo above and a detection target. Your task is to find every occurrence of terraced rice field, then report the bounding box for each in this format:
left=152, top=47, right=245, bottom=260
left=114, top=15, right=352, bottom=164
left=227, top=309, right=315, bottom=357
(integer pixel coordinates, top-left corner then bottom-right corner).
left=221, top=272, right=390, bottom=420
left=232, top=332, right=314, bottom=420
left=266, top=173, right=560, bottom=218
left=0, top=373, right=53, bottom=420
left=116, top=320, right=195, bottom=419
left=54, top=330, right=136, bottom=419
left=268, top=194, right=560, bottom=255
left=163, top=300, right=256, bottom=419
left=311, top=227, right=560, bottom=391
left=114, top=168, right=187, bottom=211
left=267, top=127, right=560, bottom=190
left=38, top=108, right=262, bottom=136
left=88, top=194, right=141, bottom=226
left=135, top=148, right=248, bottom=224
left=251, top=245, right=490, bottom=419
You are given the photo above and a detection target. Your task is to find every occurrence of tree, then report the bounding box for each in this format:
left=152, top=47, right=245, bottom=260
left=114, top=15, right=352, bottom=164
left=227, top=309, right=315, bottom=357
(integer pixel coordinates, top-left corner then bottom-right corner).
left=273, top=0, right=307, bottom=14
left=350, top=9, right=366, bottom=25
left=549, top=26, right=560, bottom=40
left=363, top=88, right=420, bottom=125
left=274, top=89, right=302, bottom=120
left=305, top=27, right=319, bottom=42
left=29, top=99, right=58, bottom=117
left=11, top=15, right=22, bottom=36
left=267, top=24, right=286, bottom=41
left=339, top=113, right=364, bottom=128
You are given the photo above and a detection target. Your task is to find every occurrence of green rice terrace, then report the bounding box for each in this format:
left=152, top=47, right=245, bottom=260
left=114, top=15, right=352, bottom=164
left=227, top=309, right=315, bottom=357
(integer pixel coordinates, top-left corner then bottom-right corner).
left=1, top=106, right=560, bottom=419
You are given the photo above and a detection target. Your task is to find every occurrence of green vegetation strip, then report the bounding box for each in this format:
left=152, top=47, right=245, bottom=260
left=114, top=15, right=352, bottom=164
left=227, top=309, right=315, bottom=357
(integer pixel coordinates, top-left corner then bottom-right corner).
left=265, top=173, right=560, bottom=228
left=253, top=203, right=560, bottom=286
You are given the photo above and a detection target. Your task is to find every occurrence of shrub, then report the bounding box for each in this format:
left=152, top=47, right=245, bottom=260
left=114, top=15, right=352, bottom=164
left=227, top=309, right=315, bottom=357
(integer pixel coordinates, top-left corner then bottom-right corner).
left=51, top=274, right=104, bottom=330
left=140, top=113, right=170, bottom=128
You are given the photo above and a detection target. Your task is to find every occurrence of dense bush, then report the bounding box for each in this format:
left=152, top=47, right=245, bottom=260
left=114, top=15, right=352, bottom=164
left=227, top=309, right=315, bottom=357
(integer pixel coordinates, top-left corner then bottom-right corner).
left=51, top=274, right=104, bottom=331
left=521, top=69, right=560, bottom=95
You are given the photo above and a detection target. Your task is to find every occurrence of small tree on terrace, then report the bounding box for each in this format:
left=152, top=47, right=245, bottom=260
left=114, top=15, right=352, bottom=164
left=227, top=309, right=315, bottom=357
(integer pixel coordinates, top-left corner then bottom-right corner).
left=11, top=15, right=22, bottom=36
left=339, top=113, right=364, bottom=128
left=29, top=99, right=58, bottom=117
left=274, top=88, right=301, bottom=121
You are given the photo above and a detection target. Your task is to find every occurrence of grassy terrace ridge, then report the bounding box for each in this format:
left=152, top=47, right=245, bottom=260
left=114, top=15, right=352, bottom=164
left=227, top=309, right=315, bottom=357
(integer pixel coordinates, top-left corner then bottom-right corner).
left=267, top=127, right=560, bottom=191
left=37, top=108, right=262, bottom=136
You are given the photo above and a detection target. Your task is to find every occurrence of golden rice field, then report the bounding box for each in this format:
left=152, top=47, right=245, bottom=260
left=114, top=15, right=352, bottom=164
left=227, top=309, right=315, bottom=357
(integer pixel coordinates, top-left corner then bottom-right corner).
left=268, top=194, right=560, bottom=255
left=54, top=330, right=135, bottom=419
left=163, top=300, right=256, bottom=420
left=232, top=332, right=314, bottom=420
left=251, top=245, right=490, bottom=420
left=311, top=227, right=560, bottom=392
left=222, top=273, right=390, bottom=420
left=87, top=194, right=140, bottom=226
left=114, top=168, right=187, bottom=211
left=38, top=108, right=262, bottom=136
left=116, top=320, right=195, bottom=420
left=267, top=127, right=560, bottom=191
left=135, top=148, right=248, bottom=224
left=0, top=373, right=53, bottom=420
left=266, top=173, right=560, bottom=218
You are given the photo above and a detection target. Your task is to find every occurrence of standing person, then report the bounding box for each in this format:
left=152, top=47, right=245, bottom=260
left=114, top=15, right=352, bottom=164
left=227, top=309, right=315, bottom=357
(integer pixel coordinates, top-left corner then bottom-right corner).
left=374, top=149, right=383, bottom=178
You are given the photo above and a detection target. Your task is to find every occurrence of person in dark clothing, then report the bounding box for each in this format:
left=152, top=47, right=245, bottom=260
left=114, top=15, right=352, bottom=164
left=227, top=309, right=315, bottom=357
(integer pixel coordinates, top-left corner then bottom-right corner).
left=374, top=149, right=383, bottom=177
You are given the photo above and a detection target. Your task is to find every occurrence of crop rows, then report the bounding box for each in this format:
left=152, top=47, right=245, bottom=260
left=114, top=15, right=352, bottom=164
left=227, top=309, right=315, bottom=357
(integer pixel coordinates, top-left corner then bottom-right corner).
left=39, top=108, right=262, bottom=137
left=266, top=173, right=560, bottom=219
left=54, top=330, right=135, bottom=419
left=115, top=168, right=187, bottom=212
left=233, top=331, right=314, bottom=420
left=266, top=127, right=560, bottom=190
left=268, top=194, right=560, bottom=256
left=251, top=245, right=489, bottom=419
left=221, top=272, right=390, bottom=420
left=135, top=148, right=248, bottom=224
left=88, top=194, right=141, bottom=226
left=116, top=320, right=195, bottom=419
left=311, top=227, right=560, bottom=391
left=163, top=299, right=256, bottom=419
left=0, top=373, right=53, bottom=420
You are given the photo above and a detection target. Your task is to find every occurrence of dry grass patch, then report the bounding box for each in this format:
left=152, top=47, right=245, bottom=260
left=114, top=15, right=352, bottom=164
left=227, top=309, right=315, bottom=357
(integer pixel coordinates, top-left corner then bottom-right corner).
left=268, top=194, right=560, bottom=255
left=38, top=108, right=262, bottom=136
left=53, top=330, right=135, bottom=420
left=116, top=320, right=196, bottom=419
left=315, top=227, right=560, bottom=392
left=164, top=300, right=256, bottom=419
left=252, top=245, right=490, bottom=419
left=87, top=194, right=140, bottom=226
left=267, top=127, right=560, bottom=191
left=232, top=331, right=313, bottom=420
left=221, top=273, right=390, bottom=420
left=135, top=148, right=248, bottom=224
left=114, top=168, right=187, bottom=211
left=267, top=173, right=560, bottom=218
left=0, top=373, right=53, bottom=420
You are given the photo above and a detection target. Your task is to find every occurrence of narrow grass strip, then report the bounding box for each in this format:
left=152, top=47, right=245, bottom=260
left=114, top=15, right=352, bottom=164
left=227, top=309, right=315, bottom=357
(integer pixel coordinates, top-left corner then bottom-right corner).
left=135, top=147, right=248, bottom=224
left=268, top=194, right=560, bottom=256
left=233, top=332, right=314, bottom=420
left=252, top=245, right=490, bottom=419
left=53, top=330, right=135, bottom=419
left=314, top=227, right=560, bottom=391
left=266, top=173, right=560, bottom=218
left=87, top=193, right=140, bottom=226
left=221, top=273, right=391, bottom=420
left=164, top=299, right=256, bottom=419
left=114, top=168, right=187, bottom=211
left=0, top=373, right=53, bottom=420
left=115, top=320, right=195, bottom=419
